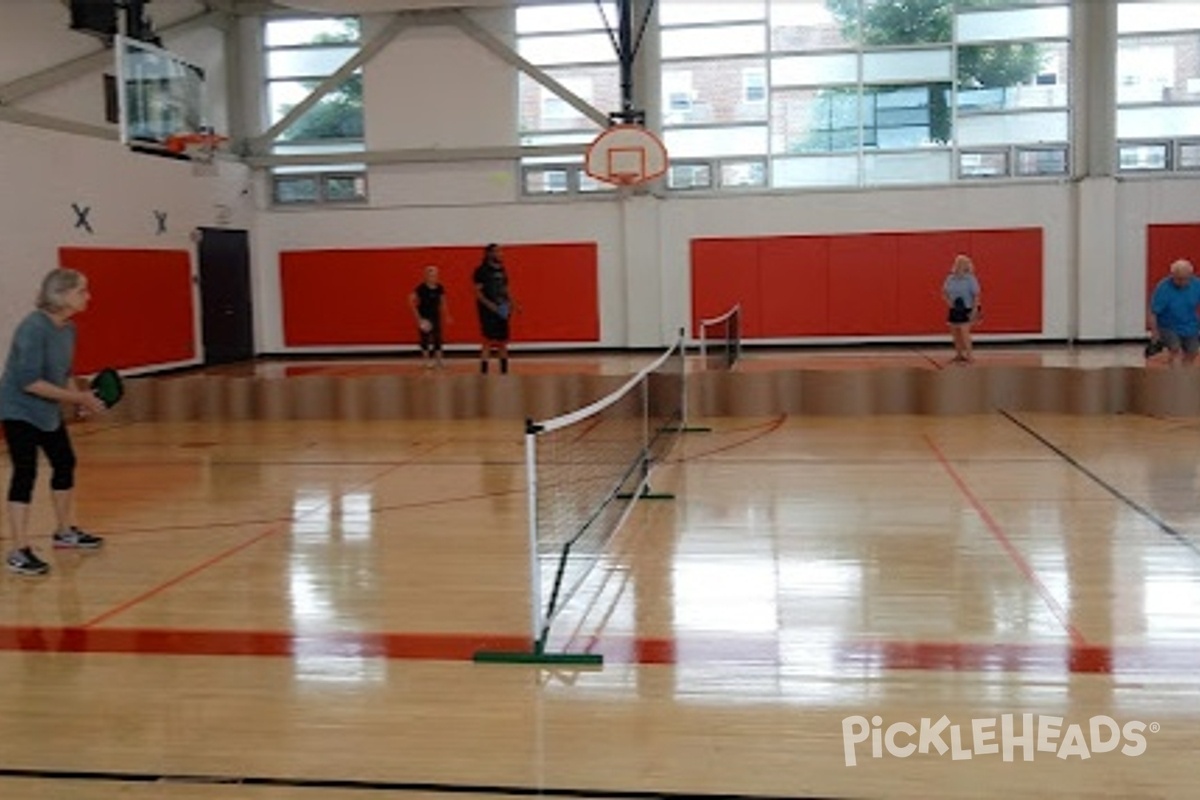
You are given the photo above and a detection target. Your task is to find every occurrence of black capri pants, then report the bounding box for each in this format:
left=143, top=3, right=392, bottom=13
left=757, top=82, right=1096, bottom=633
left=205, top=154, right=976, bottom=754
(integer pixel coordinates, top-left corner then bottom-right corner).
left=3, top=419, right=76, bottom=503
left=419, top=322, right=443, bottom=352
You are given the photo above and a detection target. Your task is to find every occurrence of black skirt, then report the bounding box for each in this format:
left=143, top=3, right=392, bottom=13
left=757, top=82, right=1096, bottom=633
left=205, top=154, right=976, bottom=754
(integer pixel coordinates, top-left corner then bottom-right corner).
left=948, top=298, right=971, bottom=325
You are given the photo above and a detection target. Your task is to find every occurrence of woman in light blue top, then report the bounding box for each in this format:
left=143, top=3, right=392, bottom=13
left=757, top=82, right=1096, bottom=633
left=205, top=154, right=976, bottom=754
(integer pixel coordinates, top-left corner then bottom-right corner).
left=942, top=254, right=982, bottom=364
left=0, top=268, right=107, bottom=576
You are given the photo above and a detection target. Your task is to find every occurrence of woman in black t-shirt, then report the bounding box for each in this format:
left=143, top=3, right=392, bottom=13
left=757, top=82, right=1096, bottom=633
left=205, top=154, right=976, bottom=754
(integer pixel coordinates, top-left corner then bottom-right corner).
left=410, top=265, right=451, bottom=369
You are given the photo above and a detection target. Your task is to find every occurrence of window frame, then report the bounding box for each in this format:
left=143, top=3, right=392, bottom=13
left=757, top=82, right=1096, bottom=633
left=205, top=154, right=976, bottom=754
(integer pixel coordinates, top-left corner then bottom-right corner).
left=262, top=15, right=367, bottom=205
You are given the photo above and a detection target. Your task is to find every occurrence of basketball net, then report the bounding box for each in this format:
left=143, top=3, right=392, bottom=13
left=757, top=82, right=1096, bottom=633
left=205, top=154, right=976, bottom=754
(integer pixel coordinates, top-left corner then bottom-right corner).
left=165, top=131, right=229, bottom=176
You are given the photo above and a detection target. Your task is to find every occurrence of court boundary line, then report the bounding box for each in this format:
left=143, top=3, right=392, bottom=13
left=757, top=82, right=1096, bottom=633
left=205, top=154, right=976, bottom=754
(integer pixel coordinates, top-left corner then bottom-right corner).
left=80, top=445, right=446, bottom=628
left=0, top=768, right=858, bottom=799
left=105, top=484, right=526, bottom=536
left=0, top=624, right=1189, bottom=671
left=923, top=434, right=1090, bottom=648
left=1000, top=410, right=1200, bottom=558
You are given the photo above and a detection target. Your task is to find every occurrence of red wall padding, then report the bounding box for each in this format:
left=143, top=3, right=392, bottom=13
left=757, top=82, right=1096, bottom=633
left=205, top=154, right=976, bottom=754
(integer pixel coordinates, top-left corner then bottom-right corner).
left=692, top=228, right=1043, bottom=338
left=1147, top=224, right=1200, bottom=312
left=58, top=247, right=195, bottom=373
left=280, top=243, right=599, bottom=346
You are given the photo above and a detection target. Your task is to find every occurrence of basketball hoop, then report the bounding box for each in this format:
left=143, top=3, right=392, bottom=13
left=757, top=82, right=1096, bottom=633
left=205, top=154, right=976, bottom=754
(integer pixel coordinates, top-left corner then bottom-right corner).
left=165, top=131, right=229, bottom=175
left=585, top=125, right=668, bottom=187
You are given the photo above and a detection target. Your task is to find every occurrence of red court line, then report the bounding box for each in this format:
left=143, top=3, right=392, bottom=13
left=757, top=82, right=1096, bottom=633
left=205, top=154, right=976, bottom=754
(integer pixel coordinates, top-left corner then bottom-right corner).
left=0, top=625, right=1193, bottom=674
left=81, top=523, right=287, bottom=629
left=838, top=640, right=1114, bottom=675
left=669, top=413, right=787, bottom=462
left=80, top=456, right=434, bottom=629
left=923, top=434, right=1090, bottom=649
left=0, top=626, right=527, bottom=660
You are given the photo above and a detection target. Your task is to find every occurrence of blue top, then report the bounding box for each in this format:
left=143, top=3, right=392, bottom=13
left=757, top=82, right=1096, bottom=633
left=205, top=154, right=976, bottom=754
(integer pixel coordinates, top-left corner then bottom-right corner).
left=943, top=273, right=980, bottom=308
left=0, top=311, right=75, bottom=431
left=1150, top=276, right=1200, bottom=337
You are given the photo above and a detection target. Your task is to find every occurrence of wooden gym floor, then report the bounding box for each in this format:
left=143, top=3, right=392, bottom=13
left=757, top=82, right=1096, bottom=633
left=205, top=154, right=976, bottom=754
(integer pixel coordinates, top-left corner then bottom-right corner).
left=0, top=344, right=1198, bottom=799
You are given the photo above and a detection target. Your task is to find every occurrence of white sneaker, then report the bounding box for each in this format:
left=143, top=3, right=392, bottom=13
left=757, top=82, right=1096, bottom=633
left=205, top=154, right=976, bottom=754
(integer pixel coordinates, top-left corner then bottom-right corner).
left=52, top=527, right=105, bottom=549
left=6, top=547, right=50, bottom=576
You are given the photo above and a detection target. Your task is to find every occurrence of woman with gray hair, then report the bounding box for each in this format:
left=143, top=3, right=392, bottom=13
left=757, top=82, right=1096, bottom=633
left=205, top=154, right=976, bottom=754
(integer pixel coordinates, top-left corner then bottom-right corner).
left=0, top=268, right=107, bottom=576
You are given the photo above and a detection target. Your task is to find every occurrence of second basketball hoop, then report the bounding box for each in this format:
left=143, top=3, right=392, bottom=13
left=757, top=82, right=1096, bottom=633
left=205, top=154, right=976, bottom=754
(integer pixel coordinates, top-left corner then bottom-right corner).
left=585, top=125, right=668, bottom=187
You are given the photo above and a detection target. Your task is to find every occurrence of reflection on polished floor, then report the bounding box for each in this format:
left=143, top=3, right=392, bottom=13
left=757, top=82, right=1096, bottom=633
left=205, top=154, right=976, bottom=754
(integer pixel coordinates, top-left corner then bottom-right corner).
left=0, top=349, right=1198, bottom=799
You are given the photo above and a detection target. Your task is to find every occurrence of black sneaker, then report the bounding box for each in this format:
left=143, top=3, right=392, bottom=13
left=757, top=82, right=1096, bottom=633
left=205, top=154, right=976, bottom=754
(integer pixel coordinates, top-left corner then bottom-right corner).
left=52, top=527, right=105, bottom=549
left=6, top=547, right=50, bottom=576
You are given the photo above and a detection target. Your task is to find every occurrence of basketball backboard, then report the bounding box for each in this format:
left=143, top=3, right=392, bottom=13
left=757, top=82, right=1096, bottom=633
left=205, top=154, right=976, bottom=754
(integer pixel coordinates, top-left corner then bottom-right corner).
left=585, top=125, right=668, bottom=186
left=115, top=35, right=210, bottom=160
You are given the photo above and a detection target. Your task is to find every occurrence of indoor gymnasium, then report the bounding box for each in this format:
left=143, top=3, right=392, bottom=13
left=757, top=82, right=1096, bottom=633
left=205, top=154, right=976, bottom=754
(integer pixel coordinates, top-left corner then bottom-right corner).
left=0, top=1, right=1198, bottom=798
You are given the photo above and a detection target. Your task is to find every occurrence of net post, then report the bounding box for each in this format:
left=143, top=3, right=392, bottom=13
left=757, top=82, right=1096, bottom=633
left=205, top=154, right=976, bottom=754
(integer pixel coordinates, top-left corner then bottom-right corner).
left=473, top=418, right=603, bottom=666
left=477, top=336, right=688, bottom=665
left=680, top=326, right=705, bottom=432
left=679, top=325, right=712, bottom=434
left=525, top=419, right=543, bottom=651
left=731, top=304, right=742, bottom=369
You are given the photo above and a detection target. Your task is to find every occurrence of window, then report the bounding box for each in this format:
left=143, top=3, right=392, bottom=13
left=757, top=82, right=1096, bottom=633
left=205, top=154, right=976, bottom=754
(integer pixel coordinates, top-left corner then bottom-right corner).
left=959, top=150, right=1009, bottom=179
left=663, top=69, right=697, bottom=121
left=772, top=0, right=1065, bottom=189
left=668, top=162, right=713, bottom=189
left=720, top=159, right=767, bottom=188
left=958, top=146, right=1068, bottom=180
left=541, top=77, right=594, bottom=127
left=1117, top=2, right=1200, bottom=173
left=516, top=0, right=1071, bottom=194
left=273, top=175, right=319, bottom=204
left=524, top=167, right=571, bottom=194
left=517, top=4, right=618, bottom=195
left=1179, top=140, right=1200, bottom=169
left=661, top=0, right=769, bottom=178
left=743, top=68, right=767, bottom=103
left=1119, top=142, right=1170, bottom=171
left=324, top=174, right=368, bottom=202
left=1016, top=147, right=1068, bottom=176
left=264, top=16, right=366, bottom=204
left=272, top=173, right=366, bottom=204
left=949, top=5, right=1070, bottom=153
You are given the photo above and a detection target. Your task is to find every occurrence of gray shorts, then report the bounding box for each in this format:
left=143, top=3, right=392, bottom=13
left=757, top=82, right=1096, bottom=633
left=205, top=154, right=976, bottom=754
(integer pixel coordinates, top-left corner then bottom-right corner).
left=1159, top=329, right=1199, bottom=355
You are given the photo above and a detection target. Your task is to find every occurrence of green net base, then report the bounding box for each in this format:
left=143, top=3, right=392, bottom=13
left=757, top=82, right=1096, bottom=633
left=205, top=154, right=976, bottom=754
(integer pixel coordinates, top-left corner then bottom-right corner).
left=473, top=647, right=603, bottom=666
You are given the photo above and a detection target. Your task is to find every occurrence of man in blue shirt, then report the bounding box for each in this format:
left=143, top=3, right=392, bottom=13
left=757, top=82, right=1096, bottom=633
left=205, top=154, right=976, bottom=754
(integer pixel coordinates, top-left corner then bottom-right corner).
left=1149, top=259, right=1200, bottom=366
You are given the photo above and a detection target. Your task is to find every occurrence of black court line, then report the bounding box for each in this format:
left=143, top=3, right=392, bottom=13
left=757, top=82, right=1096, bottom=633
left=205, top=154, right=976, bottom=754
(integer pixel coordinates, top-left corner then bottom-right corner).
left=0, top=768, right=858, bottom=800
left=206, top=459, right=526, bottom=468
left=77, top=459, right=527, bottom=469
left=677, top=456, right=1058, bottom=466
left=1000, top=410, right=1200, bottom=558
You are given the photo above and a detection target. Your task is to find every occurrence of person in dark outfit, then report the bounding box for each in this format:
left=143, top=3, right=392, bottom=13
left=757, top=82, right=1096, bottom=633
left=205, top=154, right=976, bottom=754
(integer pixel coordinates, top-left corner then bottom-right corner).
left=410, top=265, right=451, bottom=369
left=473, top=244, right=519, bottom=374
